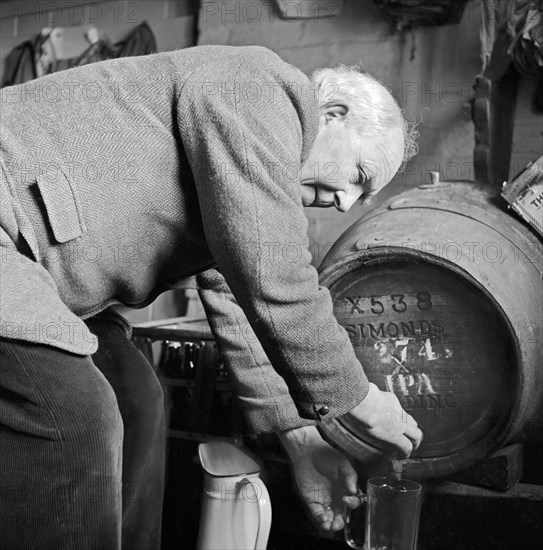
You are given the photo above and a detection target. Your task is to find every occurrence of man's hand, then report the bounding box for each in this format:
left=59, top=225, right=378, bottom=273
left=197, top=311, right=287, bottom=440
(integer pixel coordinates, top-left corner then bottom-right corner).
left=278, top=425, right=361, bottom=533
left=340, top=382, right=423, bottom=458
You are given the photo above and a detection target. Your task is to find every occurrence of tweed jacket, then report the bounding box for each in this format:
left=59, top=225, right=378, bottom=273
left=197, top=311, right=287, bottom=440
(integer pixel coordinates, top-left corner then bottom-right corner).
left=0, top=45, right=368, bottom=431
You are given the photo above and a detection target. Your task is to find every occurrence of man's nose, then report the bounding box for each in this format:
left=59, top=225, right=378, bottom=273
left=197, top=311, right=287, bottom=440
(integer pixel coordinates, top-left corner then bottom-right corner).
left=334, top=192, right=360, bottom=212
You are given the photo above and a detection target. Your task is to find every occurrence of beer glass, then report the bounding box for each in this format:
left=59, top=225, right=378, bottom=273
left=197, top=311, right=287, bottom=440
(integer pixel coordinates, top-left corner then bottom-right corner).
left=345, top=477, right=422, bottom=550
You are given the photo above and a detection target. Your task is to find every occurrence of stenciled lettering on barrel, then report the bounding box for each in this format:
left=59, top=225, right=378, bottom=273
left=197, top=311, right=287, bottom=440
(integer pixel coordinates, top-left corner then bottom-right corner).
left=331, top=263, right=511, bottom=459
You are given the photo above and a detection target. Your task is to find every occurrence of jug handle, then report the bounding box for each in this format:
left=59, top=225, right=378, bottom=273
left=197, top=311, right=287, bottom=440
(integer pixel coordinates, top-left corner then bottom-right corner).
left=237, top=477, right=272, bottom=550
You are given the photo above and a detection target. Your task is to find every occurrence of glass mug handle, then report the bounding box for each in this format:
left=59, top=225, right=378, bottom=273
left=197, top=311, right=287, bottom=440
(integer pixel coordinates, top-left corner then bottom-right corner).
left=344, top=490, right=368, bottom=550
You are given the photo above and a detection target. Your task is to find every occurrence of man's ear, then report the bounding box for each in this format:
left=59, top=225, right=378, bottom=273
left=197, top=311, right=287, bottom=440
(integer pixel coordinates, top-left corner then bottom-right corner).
left=321, top=103, right=348, bottom=123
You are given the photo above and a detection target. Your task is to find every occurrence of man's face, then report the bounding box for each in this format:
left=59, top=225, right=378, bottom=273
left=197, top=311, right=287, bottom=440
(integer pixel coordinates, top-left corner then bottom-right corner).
left=300, top=109, right=404, bottom=212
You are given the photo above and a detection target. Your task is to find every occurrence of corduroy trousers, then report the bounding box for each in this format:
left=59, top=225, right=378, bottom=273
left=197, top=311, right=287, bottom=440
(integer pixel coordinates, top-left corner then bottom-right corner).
left=0, top=309, right=166, bottom=550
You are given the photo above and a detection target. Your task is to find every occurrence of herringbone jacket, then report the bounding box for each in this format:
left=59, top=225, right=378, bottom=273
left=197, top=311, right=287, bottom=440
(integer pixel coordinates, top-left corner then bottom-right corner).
left=0, top=46, right=368, bottom=432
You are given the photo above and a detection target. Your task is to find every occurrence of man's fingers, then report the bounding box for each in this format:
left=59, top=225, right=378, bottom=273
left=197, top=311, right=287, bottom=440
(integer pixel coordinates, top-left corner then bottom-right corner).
left=307, top=499, right=349, bottom=533
left=392, top=434, right=413, bottom=459
left=331, top=511, right=345, bottom=532
left=404, top=422, right=423, bottom=450
left=338, top=460, right=358, bottom=494
left=307, top=502, right=334, bottom=531
left=344, top=385, right=424, bottom=459
left=342, top=494, right=363, bottom=510
left=404, top=412, right=419, bottom=428
left=398, top=410, right=422, bottom=452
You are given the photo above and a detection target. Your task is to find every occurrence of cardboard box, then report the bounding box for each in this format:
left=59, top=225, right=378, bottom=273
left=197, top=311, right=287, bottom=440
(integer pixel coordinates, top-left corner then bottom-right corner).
left=502, top=155, right=543, bottom=237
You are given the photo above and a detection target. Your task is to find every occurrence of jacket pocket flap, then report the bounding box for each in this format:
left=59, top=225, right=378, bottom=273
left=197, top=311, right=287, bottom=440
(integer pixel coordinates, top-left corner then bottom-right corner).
left=36, top=169, right=85, bottom=243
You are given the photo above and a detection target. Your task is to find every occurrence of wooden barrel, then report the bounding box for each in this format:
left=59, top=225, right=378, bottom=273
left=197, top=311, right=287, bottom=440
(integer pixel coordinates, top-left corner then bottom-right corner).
left=318, top=181, right=543, bottom=479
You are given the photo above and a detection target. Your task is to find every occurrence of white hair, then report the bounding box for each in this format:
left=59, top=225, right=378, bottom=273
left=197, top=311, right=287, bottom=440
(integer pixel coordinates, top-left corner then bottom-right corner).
left=312, top=65, right=419, bottom=168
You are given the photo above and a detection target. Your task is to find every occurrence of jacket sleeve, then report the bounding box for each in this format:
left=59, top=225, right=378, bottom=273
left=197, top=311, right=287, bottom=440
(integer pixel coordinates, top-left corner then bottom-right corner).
left=197, top=268, right=316, bottom=433
left=177, top=53, right=369, bottom=422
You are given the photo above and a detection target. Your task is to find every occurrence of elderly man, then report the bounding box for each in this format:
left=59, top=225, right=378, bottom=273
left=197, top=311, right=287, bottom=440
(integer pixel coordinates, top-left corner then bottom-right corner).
left=0, top=45, right=421, bottom=549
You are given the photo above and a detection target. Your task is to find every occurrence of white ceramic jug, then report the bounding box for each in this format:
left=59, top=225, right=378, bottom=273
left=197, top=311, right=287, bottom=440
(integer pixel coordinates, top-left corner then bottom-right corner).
left=196, top=442, right=272, bottom=550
